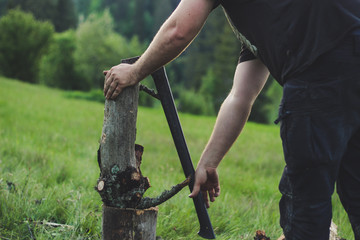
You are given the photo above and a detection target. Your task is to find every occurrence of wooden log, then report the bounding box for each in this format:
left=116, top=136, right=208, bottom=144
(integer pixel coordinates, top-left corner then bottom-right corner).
left=99, top=85, right=139, bottom=176
left=97, top=85, right=144, bottom=208
left=102, top=206, right=158, bottom=240
left=97, top=83, right=158, bottom=239
left=97, top=61, right=190, bottom=239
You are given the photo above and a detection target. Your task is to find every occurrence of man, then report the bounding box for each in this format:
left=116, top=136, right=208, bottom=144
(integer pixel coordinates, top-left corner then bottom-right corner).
left=103, top=0, right=360, bottom=239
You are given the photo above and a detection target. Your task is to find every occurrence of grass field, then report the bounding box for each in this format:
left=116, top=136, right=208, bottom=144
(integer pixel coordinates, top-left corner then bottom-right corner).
left=0, top=77, right=353, bottom=239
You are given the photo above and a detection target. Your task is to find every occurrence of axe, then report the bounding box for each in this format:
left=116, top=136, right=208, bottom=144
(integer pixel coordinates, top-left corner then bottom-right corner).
left=122, top=57, right=216, bottom=239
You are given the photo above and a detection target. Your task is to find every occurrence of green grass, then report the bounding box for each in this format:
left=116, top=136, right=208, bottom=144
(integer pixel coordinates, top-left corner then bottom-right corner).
left=0, top=77, right=353, bottom=239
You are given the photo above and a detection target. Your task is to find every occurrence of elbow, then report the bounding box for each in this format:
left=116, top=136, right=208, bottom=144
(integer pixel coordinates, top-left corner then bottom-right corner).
left=229, top=89, right=258, bottom=108
left=167, top=21, right=196, bottom=47
left=223, top=92, right=253, bottom=113
left=170, top=27, right=187, bottom=42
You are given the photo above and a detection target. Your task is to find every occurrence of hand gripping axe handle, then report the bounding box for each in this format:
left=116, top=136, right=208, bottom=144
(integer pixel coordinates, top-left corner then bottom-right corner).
left=121, top=57, right=215, bottom=239
left=151, top=67, right=216, bottom=239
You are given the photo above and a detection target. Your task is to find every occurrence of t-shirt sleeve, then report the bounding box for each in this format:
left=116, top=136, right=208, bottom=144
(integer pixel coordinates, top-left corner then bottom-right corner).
left=238, top=45, right=257, bottom=63
left=213, top=0, right=221, bottom=9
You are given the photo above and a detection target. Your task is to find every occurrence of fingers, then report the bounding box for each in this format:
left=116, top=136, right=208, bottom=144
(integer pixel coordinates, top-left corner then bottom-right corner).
left=209, top=188, right=216, bottom=203
left=190, top=186, right=218, bottom=208
left=202, top=190, right=210, bottom=208
left=103, top=70, right=112, bottom=97
left=109, top=86, right=122, bottom=100
left=189, top=181, right=210, bottom=208
left=104, top=70, right=123, bottom=100
left=214, top=185, right=220, bottom=197
left=189, top=181, right=201, bottom=198
left=103, top=63, right=139, bottom=100
left=204, top=185, right=220, bottom=208
left=105, top=81, right=119, bottom=100
left=189, top=167, right=221, bottom=208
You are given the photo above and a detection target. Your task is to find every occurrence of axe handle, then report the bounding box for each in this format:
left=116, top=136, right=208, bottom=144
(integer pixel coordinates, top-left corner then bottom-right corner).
left=151, top=67, right=216, bottom=240
left=121, top=57, right=215, bottom=239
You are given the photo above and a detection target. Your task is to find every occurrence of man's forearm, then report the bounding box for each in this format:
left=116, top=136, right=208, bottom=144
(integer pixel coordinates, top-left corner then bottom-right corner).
left=197, top=60, right=269, bottom=169
left=132, top=18, right=193, bottom=81
left=132, top=0, right=214, bottom=82
left=198, top=94, right=252, bottom=168
left=103, top=0, right=216, bottom=99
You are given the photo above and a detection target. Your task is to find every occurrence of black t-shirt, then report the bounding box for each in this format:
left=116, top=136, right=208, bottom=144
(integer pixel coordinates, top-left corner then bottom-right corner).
left=238, top=45, right=256, bottom=64
left=214, top=0, right=360, bottom=85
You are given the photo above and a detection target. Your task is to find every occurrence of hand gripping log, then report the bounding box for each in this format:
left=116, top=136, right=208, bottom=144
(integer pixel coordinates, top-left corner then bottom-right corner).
left=122, top=57, right=216, bottom=239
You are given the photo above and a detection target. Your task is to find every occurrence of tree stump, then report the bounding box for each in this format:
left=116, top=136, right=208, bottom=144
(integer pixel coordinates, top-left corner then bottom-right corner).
left=97, top=59, right=192, bottom=239
left=97, top=84, right=158, bottom=240
left=102, top=206, right=158, bottom=240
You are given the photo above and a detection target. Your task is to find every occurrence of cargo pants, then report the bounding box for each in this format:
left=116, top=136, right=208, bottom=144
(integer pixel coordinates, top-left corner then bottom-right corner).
left=278, top=29, right=360, bottom=240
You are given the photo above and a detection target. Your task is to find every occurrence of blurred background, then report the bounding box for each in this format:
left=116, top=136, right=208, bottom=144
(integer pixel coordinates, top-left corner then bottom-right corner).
left=1, top=2, right=354, bottom=239
left=0, top=0, right=282, bottom=123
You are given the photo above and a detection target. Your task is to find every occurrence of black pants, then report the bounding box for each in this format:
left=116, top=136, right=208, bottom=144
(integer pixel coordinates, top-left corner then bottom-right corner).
left=279, top=30, right=360, bottom=240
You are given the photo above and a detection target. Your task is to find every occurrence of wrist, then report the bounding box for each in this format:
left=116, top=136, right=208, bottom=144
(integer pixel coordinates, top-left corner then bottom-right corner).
left=129, top=63, right=142, bottom=85
left=197, top=158, right=219, bottom=170
left=198, top=148, right=223, bottom=169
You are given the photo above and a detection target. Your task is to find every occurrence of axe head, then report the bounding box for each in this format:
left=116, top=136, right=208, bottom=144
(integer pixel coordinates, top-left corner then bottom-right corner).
left=198, top=225, right=216, bottom=239
left=192, top=193, right=216, bottom=239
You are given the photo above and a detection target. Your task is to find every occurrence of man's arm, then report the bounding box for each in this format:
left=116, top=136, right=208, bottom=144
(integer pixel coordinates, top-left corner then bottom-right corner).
left=104, top=0, right=216, bottom=99
left=189, top=59, right=269, bottom=207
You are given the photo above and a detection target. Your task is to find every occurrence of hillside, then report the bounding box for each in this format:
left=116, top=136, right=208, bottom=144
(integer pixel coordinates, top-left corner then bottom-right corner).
left=0, top=77, right=352, bottom=239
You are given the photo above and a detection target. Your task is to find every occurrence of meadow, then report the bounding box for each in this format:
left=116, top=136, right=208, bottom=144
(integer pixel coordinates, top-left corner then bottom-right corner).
left=0, top=77, right=353, bottom=239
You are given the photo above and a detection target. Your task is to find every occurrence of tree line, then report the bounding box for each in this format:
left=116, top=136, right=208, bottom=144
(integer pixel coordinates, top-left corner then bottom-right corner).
left=0, top=0, right=281, bottom=123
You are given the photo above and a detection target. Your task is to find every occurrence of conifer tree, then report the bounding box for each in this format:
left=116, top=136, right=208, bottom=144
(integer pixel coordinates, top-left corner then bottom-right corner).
left=7, top=0, right=77, bottom=32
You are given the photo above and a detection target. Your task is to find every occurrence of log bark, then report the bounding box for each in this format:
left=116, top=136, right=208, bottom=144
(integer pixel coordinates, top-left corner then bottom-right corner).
left=96, top=59, right=190, bottom=239
left=97, top=85, right=148, bottom=208
left=102, top=206, right=158, bottom=240
left=100, top=85, right=139, bottom=175
left=97, top=84, right=158, bottom=240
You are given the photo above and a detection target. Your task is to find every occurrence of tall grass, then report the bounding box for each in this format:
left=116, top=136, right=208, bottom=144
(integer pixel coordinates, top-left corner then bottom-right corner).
left=0, top=77, right=353, bottom=239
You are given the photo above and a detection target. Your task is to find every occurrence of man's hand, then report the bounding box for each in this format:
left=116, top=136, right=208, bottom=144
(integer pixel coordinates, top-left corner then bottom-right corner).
left=103, top=63, right=139, bottom=100
left=189, top=166, right=220, bottom=208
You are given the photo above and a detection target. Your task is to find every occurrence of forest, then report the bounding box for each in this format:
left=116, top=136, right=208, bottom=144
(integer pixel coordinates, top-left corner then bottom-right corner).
left=0, top=1, right=355, bottom=239
left=0, top=0, right=282, bottom=123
